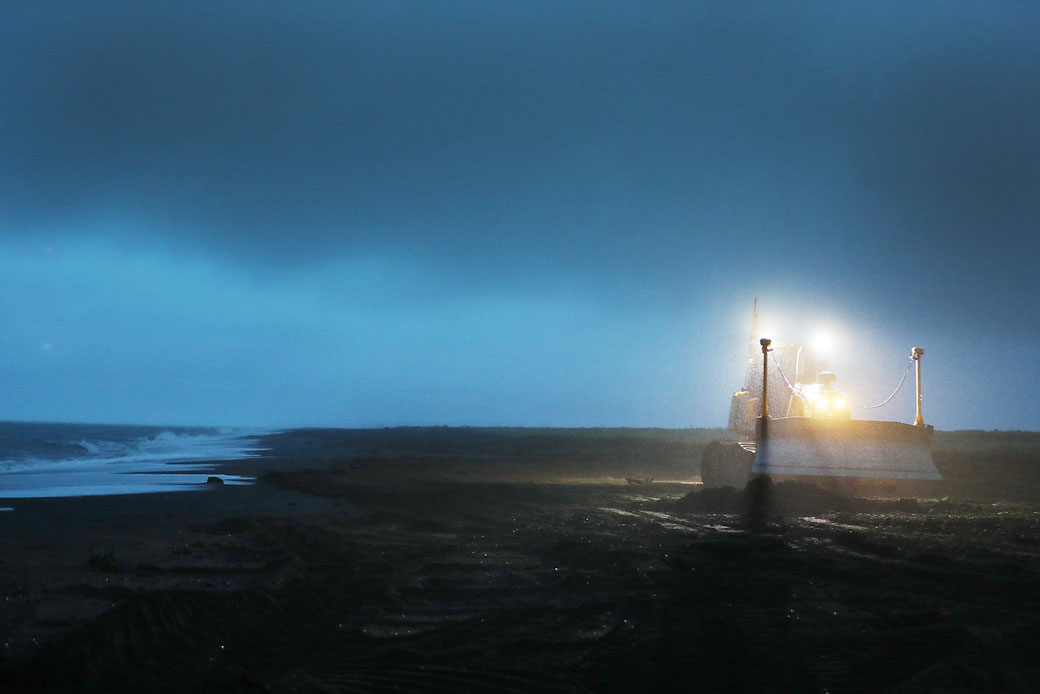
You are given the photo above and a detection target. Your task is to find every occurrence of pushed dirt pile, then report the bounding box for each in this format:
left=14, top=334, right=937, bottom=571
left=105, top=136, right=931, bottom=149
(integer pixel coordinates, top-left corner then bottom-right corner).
left=674, top=478, right=856, bottom=515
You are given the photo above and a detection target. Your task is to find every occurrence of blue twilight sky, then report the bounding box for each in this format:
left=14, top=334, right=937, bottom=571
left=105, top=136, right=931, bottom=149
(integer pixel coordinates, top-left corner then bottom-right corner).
left=1, top=1, right=1038, bottom=430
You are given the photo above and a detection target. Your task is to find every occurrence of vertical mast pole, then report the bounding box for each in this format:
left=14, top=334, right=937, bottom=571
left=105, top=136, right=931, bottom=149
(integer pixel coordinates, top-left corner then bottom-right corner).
left=912, top=347, right=925, bottom=426
left=760, top=338, right=772, bottom=419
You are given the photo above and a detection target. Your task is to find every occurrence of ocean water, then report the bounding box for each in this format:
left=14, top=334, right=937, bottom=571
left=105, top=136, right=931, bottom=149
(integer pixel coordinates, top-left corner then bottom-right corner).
left=0, top=421, right=269, bottom=499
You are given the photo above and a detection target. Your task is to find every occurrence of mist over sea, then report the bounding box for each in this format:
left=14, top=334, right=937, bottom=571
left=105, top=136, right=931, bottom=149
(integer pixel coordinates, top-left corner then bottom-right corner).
left=0, top=421, right=268, bottom=498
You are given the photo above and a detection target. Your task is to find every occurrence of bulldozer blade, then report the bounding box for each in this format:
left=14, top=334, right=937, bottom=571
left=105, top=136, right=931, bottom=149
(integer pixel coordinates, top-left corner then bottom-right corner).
left=751, top=417, right=941, bottom=480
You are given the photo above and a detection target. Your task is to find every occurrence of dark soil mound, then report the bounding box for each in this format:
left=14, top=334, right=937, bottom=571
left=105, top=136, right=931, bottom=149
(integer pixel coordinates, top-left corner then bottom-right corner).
left=674, top=479, right=859, bottom=516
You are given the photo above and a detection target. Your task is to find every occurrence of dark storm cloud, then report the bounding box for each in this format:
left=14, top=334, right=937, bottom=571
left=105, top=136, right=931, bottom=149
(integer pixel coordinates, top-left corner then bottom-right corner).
left=5, top=1, right=685, bottom=249
left=7, top=1, right=1036, bottom=282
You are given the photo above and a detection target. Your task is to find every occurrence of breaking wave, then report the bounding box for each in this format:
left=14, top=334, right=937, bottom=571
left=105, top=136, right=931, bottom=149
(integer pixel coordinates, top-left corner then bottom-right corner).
left=0, top=422, right=269, bottom=473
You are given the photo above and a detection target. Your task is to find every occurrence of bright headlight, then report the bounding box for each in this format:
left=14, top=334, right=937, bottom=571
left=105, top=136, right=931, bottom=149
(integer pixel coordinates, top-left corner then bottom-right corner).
left=834, top=398, right=846, bottom=409
left=813, top=395, right=829, bottom=410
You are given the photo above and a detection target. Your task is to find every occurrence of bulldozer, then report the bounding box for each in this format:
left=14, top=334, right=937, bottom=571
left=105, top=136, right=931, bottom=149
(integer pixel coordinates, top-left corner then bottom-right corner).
left=701, top=301, right=942, bottom=496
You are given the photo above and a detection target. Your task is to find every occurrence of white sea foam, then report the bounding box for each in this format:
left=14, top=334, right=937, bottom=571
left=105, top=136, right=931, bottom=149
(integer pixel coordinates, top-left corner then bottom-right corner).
left=3, top=429, right=268, bottom=471
left=0, top=425, right=272, bottom=498
left=81, top=429, right=268, bottom=465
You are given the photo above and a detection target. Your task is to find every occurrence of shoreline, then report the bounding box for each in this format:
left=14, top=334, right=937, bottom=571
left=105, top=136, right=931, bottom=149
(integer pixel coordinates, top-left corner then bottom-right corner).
left=0, top=427, right=277, bottom=501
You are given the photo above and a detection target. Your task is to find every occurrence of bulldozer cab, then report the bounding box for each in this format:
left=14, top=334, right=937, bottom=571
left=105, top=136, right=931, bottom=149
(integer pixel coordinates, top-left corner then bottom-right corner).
left=788, top=372, right=851, bottom=419
left=729, top=340, right=828, bottom=432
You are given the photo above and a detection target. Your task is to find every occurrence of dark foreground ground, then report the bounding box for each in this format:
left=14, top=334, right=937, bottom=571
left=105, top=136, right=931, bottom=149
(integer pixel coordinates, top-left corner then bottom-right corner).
left=2, top=427, right=1039, bottom=692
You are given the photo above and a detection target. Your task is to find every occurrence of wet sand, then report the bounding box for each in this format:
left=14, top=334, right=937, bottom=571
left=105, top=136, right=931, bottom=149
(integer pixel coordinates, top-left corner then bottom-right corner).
left=2, top=428, right=1039, bottom=692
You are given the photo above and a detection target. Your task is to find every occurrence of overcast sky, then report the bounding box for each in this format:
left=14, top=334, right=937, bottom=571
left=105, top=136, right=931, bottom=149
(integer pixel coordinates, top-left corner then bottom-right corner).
left=2, top=1, right=1038, bottom=430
